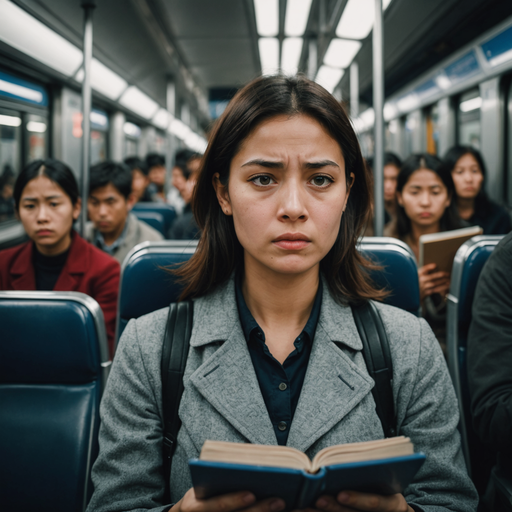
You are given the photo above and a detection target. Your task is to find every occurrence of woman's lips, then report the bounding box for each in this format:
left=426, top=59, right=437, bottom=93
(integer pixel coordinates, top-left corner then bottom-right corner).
left=273, top=240, right=311, bottom=250
left=419, top=212, right=433, bottom=219
left=36, top=230, right=53, bottom=236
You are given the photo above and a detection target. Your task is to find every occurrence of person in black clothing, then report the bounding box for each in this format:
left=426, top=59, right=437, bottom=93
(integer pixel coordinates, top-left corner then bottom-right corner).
left=442, top=146, right=511, bottom=234
left=124, top=156, right=152, bottom=203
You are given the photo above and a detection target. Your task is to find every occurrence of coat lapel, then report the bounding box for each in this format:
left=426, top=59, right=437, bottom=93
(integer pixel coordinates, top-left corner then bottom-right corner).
left=10, top=241, right=36, bottom=290
left=188, top=278, right=277, bottom=446
left=286, top=283, right=374, bottom=453
left=54, top=232, right=86, bottom=291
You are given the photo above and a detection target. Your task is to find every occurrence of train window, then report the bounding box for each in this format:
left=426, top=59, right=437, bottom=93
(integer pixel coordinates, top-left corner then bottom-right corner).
left=458, top=89, right=481, bottom=149
left=425, top=105, right=439, bottom=155
left=124, top=121, right=141, bottom=156
left=90, top=110, right=109, bottom=165
left=0, top=110, right=21, bottom=223
left=404, top=114, right=415, bottom=156
left=26, top=114, right=48, bottom=163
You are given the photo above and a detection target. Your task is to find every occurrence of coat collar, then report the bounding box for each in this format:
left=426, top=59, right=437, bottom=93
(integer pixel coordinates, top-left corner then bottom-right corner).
left=189, top=274, right=373, bottom=451
left=10, top=240, right=36, bottom=289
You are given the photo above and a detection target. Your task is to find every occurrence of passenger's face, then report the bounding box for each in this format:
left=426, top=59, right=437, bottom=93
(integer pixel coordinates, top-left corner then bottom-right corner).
left=149, top=165, right=166, bottom=186
left=397, top=169, right=451, bottom=229
left=451, top=153, right=484, bottom=200
left=88, top=183, right=131, bottom=236
left=384, top=164, right=400, bottom=202
left=131, top=169, right=149, bottom=200
left=18, top=175, right=80, bottom=255
left=171, top=167, right=186, bottom=193
left=214, top=114, right=352, bottom=278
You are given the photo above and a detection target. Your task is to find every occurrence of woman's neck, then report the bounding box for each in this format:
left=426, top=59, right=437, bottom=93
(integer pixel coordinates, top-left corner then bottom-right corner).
left=457, top=197, right=475, bottom=220
left=408, top=222, right=440, bottom=261
left=35, top=232, right=72, bottom=256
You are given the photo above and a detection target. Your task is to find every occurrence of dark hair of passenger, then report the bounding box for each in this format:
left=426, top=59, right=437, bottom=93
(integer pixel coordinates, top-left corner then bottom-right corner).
left=124, top=156, right=148, bottom=176
left=13, top=158, right=79, bottom=211
left=89, top=161, right=133, bottom=200
left=385, top=152, right=402, bottom=168
left=395, top=153, right=463, bottom=239
left=441, top=145, right=492, bottom=215
left=172, top=74, right=387, bottom=305
left=146, top=152, right=166, bottom=169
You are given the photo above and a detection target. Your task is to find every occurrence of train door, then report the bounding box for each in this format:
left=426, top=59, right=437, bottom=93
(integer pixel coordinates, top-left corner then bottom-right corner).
left=90, top=109, right=109, bottom=164
left=0, top=109, right=21, bottom=223
left=124, top=121, right=141, bottom=157
left=457, top=88, right=481, bottom=149
left=424, top=104, right=439, bottom=155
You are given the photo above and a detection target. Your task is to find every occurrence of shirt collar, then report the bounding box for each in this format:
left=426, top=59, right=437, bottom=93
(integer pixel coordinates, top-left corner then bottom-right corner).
left=94, top=217, right=129, bottom=256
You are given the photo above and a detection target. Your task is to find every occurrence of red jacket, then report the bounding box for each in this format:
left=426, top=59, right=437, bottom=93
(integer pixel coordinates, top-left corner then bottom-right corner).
left=0, top=231, right=120, bottom=356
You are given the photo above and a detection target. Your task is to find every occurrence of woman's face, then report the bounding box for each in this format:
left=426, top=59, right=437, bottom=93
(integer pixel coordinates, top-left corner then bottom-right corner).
left=451, top=153, right=484, bottom=200
left=214, top=114, right=352, bottom=278
left=18, top=175, right=80, bottom=255
left=397, top=169, right=451, bottom=230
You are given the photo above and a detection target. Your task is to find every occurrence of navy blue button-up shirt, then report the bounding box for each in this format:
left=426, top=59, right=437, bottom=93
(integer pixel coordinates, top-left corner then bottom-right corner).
left=235, top=276, right=322, bottom=445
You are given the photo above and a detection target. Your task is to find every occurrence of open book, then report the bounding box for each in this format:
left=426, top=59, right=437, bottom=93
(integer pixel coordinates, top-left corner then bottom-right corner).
left=419, top=225, right=483, bottom=273
left=189, top=438, right=425, bottom=509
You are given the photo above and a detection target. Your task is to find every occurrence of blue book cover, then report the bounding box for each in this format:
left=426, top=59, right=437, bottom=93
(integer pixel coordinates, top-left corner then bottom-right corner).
left=189, top=453, right=426, bottom=510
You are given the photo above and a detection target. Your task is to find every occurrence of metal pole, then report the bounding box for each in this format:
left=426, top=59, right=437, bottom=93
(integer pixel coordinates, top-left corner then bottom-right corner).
left=350, top=61, right=359, bottom=119
left=373, top=0, right=384, bottom=236
left=79, top=0, right=96, bottom=237
left=308, top=39, right=318, bottom=80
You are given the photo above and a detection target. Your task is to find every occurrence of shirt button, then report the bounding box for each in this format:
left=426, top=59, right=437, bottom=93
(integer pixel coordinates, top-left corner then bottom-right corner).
left=278, top=421, right=287, bottom=431
left=279, top=382, right=287, bottom=391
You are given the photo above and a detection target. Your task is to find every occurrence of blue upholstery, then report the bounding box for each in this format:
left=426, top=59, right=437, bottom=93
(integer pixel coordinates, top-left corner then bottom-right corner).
left=132, top=202, right=176, bottom=235
left=116, top=238, right=419, bottom=345
left=447, top=235, right=503, bottom=479
left=133, top=210, right=166, bottom=235
left=0, top=291, right=110, bottom=512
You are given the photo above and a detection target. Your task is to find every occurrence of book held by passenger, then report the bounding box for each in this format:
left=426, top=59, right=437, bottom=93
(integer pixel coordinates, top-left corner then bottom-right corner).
left=419, top=226, right=483, bottom=273
left=189, top=437, right=425, bottom=509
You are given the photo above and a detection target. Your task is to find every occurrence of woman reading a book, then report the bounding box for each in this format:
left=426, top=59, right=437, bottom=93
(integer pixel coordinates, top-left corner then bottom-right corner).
left=87, top=76, right=477, bottom=512
left=384, top=154, right=464, bottom=351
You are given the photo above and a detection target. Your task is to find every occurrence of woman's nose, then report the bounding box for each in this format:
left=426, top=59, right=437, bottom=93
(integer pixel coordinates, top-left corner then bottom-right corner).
left=36, top=205, right=50, bottom=222
left=278, top=180, right=308, bottom=221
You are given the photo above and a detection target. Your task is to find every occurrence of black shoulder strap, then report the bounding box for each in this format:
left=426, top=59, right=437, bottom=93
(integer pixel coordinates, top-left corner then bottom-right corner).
left=161, top=300, right=193, bottom=501
left=351, top=301, right=396, bottom=438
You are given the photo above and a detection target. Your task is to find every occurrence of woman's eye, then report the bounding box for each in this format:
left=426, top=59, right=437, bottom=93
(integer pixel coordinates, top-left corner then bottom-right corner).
left=50, top=202, right=59, bottom=207
left=310, top=175, right=333, bottom=187
left=251, top=175, right=274, bottom=186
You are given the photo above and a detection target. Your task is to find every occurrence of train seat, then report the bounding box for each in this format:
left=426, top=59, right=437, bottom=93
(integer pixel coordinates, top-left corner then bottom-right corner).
left=132, top=210, right=166, bottom=235
left=115, top=237, right=419, bottom=346
left=447, top=235, right=503, bottom=489
left=0, top=291, right=110, bottom=512
left=132, top=202, right=177, bottom=235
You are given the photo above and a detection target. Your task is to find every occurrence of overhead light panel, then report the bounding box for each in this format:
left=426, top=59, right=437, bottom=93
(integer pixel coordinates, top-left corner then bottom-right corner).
left=285, top=0, right=313, bottom=37
left=153, top=108, right=170, bottom=130
left=336, top=0, right=374, bottom=40
left=315, top=65, right=344, bottom=93
left=0, top=78, right=44, bottom=104
left=254, top=0, right=279, bottom=37
left=324, top=39, right=362, bottom=69
left=281, top=38, right=303, bottom=76
left=75, top=59, right=127, bottom=100
left=124, top=122, right=141, bottom=138
left=119, top=86, right=159, bottom=119
left=259, top=38, right=279, bottom=75
left=0, top=114, right=21, bottom=127
left=27, top=121, right=47, bottom=133
left=460, top=97, right=482, bottom=112
left=0, top=0, right=82, bottom=77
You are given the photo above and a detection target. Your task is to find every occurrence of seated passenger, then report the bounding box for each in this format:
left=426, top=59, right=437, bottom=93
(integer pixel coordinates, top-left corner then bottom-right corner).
left=384, top=154, right=464, bottom=350
left=87, top=76, right=476, bottom=512
left=146, top=152, right=167, bottom=202
left=167, top=149, right=196, bottom=215
left=383, top=152, right=402, bottom=224
left=0, top=159, right=119, bottom=355
left=85, top=161, right=163, bottom=264
left=442, top=145, right=511, bottom=235
left=468, top=230, right=512, bottom=509
left=124, top=156, right=152, bottom=203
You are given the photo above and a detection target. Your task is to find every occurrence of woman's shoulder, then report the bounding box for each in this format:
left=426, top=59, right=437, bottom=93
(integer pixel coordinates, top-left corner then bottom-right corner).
left=0, top=240, right=31, bottom=265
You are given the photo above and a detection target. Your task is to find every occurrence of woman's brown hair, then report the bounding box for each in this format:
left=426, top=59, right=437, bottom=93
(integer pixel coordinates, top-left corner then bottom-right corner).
left=174, top=74, right=386, bottom=305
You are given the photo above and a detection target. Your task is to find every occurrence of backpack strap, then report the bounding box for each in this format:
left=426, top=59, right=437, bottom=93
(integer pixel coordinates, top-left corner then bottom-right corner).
left=161, top=300, right=193, bottom=502
left=351, top=301, right=397, bottom=438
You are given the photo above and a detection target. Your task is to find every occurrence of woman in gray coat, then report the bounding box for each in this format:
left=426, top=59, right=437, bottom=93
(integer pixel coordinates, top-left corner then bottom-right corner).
left=87, top=76, right=477, bottom=512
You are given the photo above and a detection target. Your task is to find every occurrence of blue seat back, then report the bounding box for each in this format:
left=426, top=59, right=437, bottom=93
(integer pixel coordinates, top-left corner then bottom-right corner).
left=116, top=238, right=419, bottom=345
left=0, top=291, right=110, bottom=512
left=133, top=210, right=166, bottom=235
left=132, top=202, right=176, bottom=234
left=447, top=235, right=503, bottom=477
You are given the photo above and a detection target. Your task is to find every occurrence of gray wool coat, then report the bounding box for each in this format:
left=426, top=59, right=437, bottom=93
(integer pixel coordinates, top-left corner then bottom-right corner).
left=87, top=276, right=478, bottom=512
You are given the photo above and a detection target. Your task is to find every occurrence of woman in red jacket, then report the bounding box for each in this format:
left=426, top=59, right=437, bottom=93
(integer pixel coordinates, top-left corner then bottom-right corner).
left=0, top=158, right=120, bottom=356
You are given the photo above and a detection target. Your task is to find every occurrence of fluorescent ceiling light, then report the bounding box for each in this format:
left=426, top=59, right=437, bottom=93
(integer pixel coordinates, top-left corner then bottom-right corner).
left=124, top=122, right=141, bottom=138
left=285, top=0, right=313, bottom=37
left=119, top=86, right=159, bottom=119
left=153, top=109, right=170, bottom=130
left=315, top=65, right=344, bottom=93
left=397, top=93, right=419, bottom=112
left=335, top=0, right=392, bottom=40
left=0, top=78, right=44, bottom=103
left=0, top=114, right=21, bottom=127
left=460, top=97, right=482, bottom=112
left=383, top=102, right=398, bottom=121
left=75, top=59, right=128, bottom=100
left=254, top=0, right=278, bottom=37
left=435, top=74, right=451, bottom=90
left=169, top=118, right=191, bottom=140
left=0, top=0, right=82, bottom=76
left=383, top=0, right=392, bottom=8
left=259, top=38, right=279, bottom=75
left=281, top=38, right=303, bottom=75
left=27, top=121, right=47, bottom=132
left=324, top=39, right=362, bottom=68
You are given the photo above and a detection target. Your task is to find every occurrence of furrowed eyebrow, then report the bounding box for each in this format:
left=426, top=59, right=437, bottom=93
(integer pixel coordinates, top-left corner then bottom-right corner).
left=241, top=159, right=284, bottom=169
left=305, top=160, right=340, bottom=169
